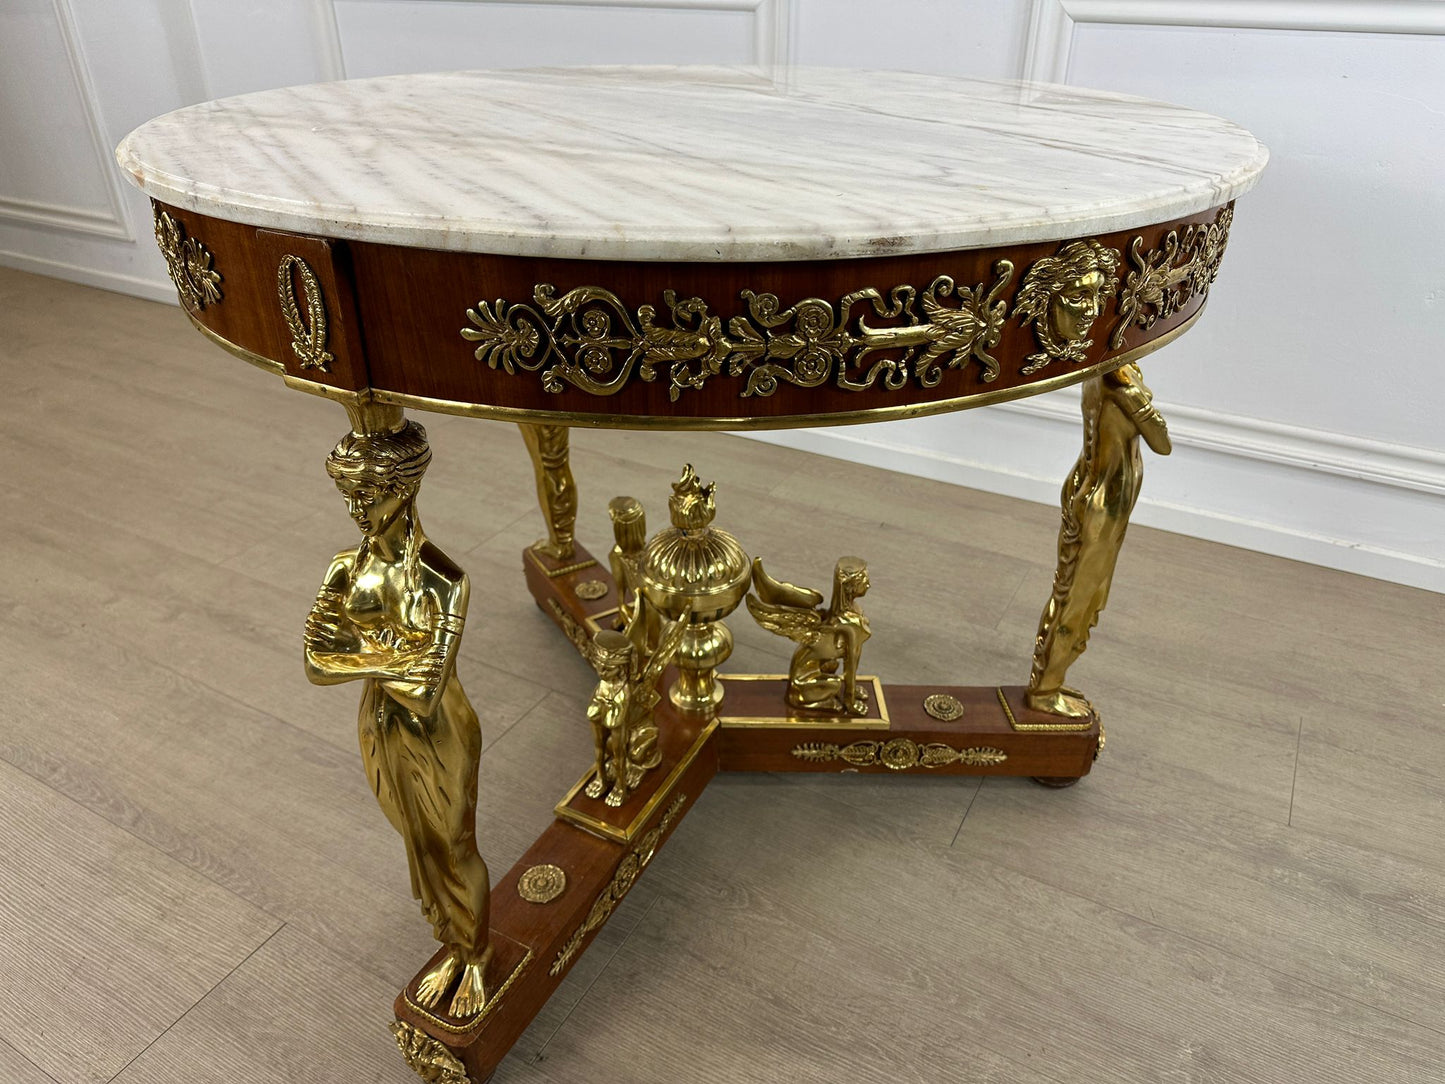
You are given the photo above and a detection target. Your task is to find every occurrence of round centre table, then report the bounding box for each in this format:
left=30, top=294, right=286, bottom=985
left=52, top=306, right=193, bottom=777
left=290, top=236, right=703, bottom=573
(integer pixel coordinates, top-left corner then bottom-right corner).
left=118, top=66, right=1266, bottom=1083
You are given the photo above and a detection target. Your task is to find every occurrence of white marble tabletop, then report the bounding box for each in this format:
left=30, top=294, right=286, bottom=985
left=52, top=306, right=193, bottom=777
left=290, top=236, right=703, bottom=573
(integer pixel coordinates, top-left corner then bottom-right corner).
left=117, top=66, right=1267, bottom=262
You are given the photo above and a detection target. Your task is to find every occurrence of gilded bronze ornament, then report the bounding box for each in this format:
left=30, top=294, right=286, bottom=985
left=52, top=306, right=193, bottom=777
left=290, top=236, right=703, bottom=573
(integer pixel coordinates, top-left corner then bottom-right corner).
left=304, top=412, right=492, bottom=1018
left=1027, top=363, right=1171, bottom=717
left=640, top=466, right=751, bottom=715
left=154, top=208, right=222, bottom=310
left=460, top=264, right=1013, bottom=401
left=550, top=795, right=687, bottom=977
left=746, top=557, right=872, bottom=715
left=792, top=739, right=1006, bottom=769
left=545, top=597, right=596, bottom=664
left=517, top=864, right=568, bottom=904
left=277, top=253, right=333, bottom=371
left=390, top=1020, right=468, bottom=1084
left=584, top=620, right=687, bottom=808
left=1111, top=206, right=1233, bottom=349
left=574, top=579, right=608, bottom=601
left=518, top=423, right=576, bottom=560
left=922, top=693, right=964, bottom=722
left=1017, top=239, right=1121, bottom=374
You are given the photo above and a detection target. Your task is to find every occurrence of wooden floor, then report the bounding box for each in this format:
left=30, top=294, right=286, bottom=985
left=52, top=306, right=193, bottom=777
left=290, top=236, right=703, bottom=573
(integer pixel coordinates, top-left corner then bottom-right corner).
left=2, top=265, right=1442, bottom=1084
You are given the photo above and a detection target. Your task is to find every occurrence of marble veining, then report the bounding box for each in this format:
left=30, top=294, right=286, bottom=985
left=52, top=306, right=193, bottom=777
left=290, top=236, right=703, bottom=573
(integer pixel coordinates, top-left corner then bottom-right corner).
left=116, top=67, right=1267, bottom=262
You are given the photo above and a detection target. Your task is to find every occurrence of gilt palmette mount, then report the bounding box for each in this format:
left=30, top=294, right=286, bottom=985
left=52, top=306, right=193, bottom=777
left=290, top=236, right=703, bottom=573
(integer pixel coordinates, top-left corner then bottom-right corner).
left=462, top=263, right=1015, bottom=402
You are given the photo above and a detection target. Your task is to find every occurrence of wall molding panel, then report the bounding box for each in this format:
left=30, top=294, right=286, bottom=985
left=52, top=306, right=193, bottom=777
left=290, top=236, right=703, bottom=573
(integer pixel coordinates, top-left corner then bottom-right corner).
left=1025, top=0, right=1445, bottom=81
left=323, top=0, right=793, bottom=78
left=996, top=397, right=1445, bottom=498
left=0, top=0, right=136, bottom=242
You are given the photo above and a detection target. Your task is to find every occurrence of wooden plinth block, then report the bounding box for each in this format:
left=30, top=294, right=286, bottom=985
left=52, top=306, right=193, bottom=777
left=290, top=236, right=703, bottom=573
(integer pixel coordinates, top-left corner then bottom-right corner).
left=524, top=542, right=620, bottom=660
left=716, top=679, right=1100, bottom=779
left=393, top=703, right=718, bottom=1083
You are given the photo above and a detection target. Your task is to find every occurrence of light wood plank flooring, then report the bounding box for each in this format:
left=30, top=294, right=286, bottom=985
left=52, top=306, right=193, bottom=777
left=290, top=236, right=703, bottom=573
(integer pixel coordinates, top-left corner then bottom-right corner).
left=2, top=266, right=1441, bottom=1083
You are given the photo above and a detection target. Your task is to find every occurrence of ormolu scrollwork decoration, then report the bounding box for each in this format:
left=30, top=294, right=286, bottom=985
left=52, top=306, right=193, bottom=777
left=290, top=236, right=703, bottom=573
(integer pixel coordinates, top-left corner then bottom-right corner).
left=640, top=465, right=751, bottom=715
left=737, top=262, right=1014, bottom=396
left=154, top=208, right=222, bottom=310
left=518, top=423, right=576, bottom=560
left=277, top=253, right=333, bottom=371
left=1112, top=205, right=1234, bottom=349
left=1027, top=362, right=1171, bottom=718
left=390, top=1020, right=469, bottom=1084
left=461, top=263, right=1014, bottom=401
left=1017, top=240, right=1121, bottom=374
left=550, top=795, right=686, bottom=977
left=303, top=411, right=493, bottom=1018
left=584, top=619, right=687, bottom=807
left=792, top=738, right=1006, bottom=769
left=747, top=557, right=872, bottom=715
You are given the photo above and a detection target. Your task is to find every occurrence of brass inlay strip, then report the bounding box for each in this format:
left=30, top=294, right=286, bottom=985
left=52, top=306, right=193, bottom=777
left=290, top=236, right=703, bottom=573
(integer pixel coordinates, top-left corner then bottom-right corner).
left=717, top=674, right=891, bottom=730
left=996, top=686, right=1092, bottom=732
left=185, top=306, right=1205, bottom=431
left=401, top=949, right=533, bottom=1035
left=554, top=719, right=718, bottom=843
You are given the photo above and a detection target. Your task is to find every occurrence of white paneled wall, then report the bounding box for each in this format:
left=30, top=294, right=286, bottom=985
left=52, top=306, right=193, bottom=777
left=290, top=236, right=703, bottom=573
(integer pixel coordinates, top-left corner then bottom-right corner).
left=2, top=0, right=1441, bottom=590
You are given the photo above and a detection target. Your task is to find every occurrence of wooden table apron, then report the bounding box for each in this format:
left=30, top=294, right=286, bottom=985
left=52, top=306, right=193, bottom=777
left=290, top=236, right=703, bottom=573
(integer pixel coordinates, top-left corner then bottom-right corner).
left=150, top=194, right=1231, bottom=1083
left=158, top=199, right=1228, bottom=428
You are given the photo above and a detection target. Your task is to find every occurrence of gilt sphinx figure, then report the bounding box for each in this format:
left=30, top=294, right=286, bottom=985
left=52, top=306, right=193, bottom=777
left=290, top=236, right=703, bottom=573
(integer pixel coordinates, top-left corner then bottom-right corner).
left=747, top=556, right=872, bottom=715
left=303, top=417, right=492, bottom=1018
left=1028, top=363, right=1172, bottom=717
left=584, top=620, right=687, bottom=807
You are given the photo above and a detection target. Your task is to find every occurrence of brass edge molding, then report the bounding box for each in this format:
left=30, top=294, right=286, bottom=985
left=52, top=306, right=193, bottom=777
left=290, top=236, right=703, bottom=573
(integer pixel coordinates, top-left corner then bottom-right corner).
left=390, top=1021, right=468, bottom=1084
left=184, top=310, right=284, bottom=375
left=996, top=687, right=1093, bottom=732
left=554, top=719, right=717, bottom=843
left=525, top=546, right=598, bottom=579
left=791, top=737, right=1007, bottom=769
left=551, top=794, right=688, bottom=977
left=186, top=296, right=1204, bottom=431
left=401, top=949, right=534, bottom=1035
left=716, top=674, right=891, bottom=730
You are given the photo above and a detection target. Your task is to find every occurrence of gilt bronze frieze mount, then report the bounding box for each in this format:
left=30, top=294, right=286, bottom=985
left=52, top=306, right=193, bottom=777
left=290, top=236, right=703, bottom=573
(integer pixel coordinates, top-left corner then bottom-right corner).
left=155, top=200, right=1232, bottom=429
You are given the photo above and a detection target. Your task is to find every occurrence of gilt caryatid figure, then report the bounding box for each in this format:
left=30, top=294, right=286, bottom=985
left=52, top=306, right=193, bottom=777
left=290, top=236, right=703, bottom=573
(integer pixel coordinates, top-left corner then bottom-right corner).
left=1027, top=363, right=1172, bottom=718
left=303, top=411, right=493, bottom=1018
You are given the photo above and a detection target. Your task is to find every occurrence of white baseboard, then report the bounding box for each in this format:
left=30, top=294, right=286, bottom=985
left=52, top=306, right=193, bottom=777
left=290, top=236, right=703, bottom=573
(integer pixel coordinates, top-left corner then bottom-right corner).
left=0, top=249, right=177, bottom=306
left=742, top=418, right=1445, bottom=595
